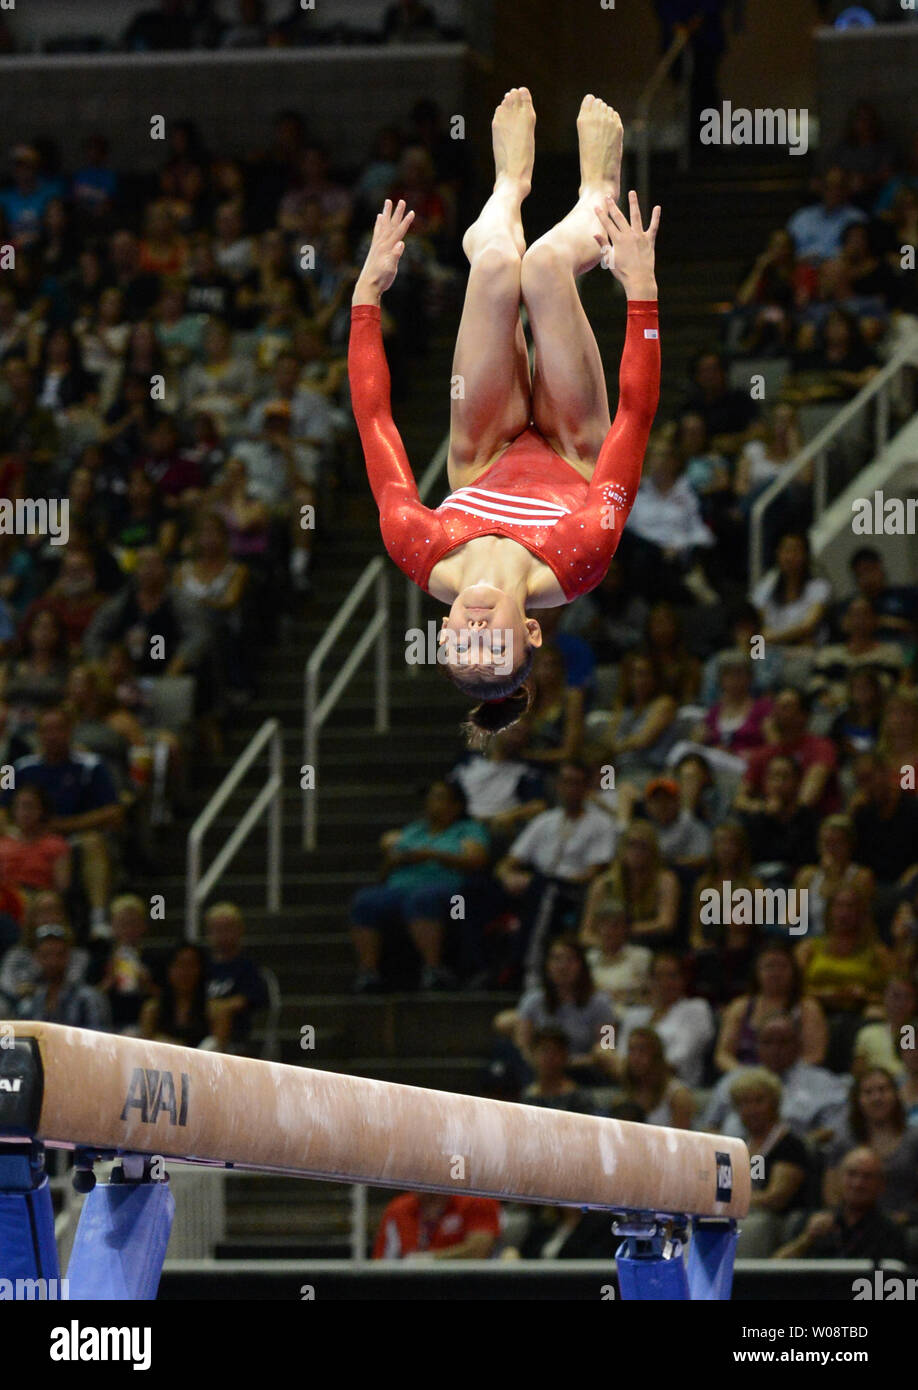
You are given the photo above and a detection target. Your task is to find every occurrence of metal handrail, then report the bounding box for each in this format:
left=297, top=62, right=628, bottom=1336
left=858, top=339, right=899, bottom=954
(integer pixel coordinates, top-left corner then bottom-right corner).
left=186, top=718, right=282, bottom=938
left=749, top=330, right=918, bottom=587
left=632, top=29, right=693, bottom=212
left=302, top=558, right=390, bottom=850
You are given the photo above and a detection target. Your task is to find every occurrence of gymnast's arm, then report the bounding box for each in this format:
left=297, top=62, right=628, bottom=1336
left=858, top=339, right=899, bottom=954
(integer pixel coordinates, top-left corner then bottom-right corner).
left=349, top=198, right=427, bottom=517
left=584, top=297, right=660, bottom=528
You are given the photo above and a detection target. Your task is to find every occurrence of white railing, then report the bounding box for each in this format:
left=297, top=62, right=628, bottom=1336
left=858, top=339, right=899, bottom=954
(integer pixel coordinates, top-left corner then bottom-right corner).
left=631, top=28, right=693, bottom=214
left=186, top=718, right=282, bottom=938
left=750, top=330, right=918, bottom=587
left=302, top=559, right=390, bottom=851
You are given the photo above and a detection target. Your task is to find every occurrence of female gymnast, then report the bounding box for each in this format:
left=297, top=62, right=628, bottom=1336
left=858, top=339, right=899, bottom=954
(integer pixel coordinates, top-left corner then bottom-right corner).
left=349, top=88, right=661, bottom=739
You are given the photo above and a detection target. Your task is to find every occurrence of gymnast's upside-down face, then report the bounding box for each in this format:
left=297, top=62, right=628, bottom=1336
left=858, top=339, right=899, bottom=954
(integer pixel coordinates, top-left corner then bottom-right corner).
left=438, top=583, right=541, bottom=681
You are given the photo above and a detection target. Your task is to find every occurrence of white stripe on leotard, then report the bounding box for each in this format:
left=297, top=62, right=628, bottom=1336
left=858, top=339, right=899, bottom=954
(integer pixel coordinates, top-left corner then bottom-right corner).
left=438, top=486, right=570, bottom=527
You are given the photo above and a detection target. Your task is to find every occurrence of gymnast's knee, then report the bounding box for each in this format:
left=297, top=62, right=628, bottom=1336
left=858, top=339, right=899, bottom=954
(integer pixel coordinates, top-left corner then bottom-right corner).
left=468, top=243, right=521, bottom=288
left=520, top=240, right=567, bottom=291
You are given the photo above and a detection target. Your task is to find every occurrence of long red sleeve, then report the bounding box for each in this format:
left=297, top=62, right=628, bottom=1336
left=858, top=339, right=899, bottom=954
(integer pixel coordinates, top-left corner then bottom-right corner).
left=348, top=304, right=424, bottom=511
left=551, top=299, right=660, bottom=598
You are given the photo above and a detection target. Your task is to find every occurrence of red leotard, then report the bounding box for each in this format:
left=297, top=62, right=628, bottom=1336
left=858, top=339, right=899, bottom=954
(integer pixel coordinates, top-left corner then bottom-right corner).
left=348, top=300, right=660, bottom=602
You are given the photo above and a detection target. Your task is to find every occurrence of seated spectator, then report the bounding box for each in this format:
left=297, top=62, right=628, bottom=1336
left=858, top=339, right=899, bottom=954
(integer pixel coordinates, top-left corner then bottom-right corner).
left=229, top=399, right=317, bottom=592
left=220, top=0, right=270, bottom=49
left=519, top=644, right=584, bottom=766
left=349, top=778, right=489, bottom=993
left=496, top=762, right=615, bottom=979
left=209, top=454, right=272, bottom=563
left=714, top=944, right=828, bottom=1074
left=448, top=721, right=547, bottom=851
left=630, top=776, right=712, bottom=872
left=382, top=0, right=442, bottom=45
left=580, top=900, right=652, bottom=1008
left=786, top=167, right=867, bottom=265
left=246, top=348, right=336, bottom=458
left=680, top=349, right=761, bottom=459
left=619, top=436, right=717, bottom=605
left=34, top=325, right=98, bottom=425
left=690, top=822, right=766, bottom=999
left=613, top=952, right=715, bottom=1087
left=695, top=654, right=772, bottom=756
left=643, top=601, right=702, bottom=704
left=733, top=404, right=808, bottom=540
left=730, top=229, right=801, bottom=356
left=84, top=547, right=209, bottom=683
left=736, top=687, right=839, bottom=816
left=793, top=815, right=875, bottom=938
left=823, top=1069, right=918, bottom=1226
left=731, top=1067, right=810, bottom=1257
left=1, top=707, right=124, bottom=938
left=616, top=1025, right=695, bottom=1128
left=0, top=607, right=70, bottom=739
left=591, top=653, right=679, bottom=783
left=107, top=467, right=178, bottom=571
left=503, top=1206, right=617, bottom=1260
left=878, top=689, right=918, bottom=793
left=739, top=754, right=820, bottom=876
left=845, top=547, right=918, bottom=649
left=87, top=893, right=156, bottom=1034
left=0, top=890, right=87, bottom=1002
left=774, top=1146, right=906, bottom=1262
left=785, top=307, right=879, bottom=404
left=182, top=316, right=254, bottom=435
left=173, top=510, right=250, bottom=700
left=0, top=531, right=38, bottom=619
left=849, top=751, right=918, bottom=887
left=521, top=1026, right=601, bottom=1115
left=16, top=922, right=110, bottom=1030
left=139, top=414, right=204, bottom=514
left=495, top=935, right=616, bottom=1084
left=797, top=885, right=891, bottom=1018
left=751, top=532, right=831, bottom=649
left=0, top=785, right=70, bottom=900
left=584, top=822, right=680, bottom=948
left=203, top=900, right=268, bottom=1049
left=22, top=548, right=105, bottom=657
left=704, top=1013, right=847, bottom=1141
left=139, top=942, right=211, bottom=1047
left=373, top=1191, right=499, bottom=1260
left=853, top=975, right=918, bottom=1079
left=700, top=602, right=784, bottom=704
left=812, top=594, right=901, bottom=711
left=678, top=410, right=730, bottom=501
left=828, top=667, right=884, bottom=762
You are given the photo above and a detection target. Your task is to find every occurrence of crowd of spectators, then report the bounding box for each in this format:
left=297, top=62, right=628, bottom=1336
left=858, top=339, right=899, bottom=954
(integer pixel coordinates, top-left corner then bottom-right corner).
left=357, top=100, right=918, bottom=1263
left=0, top=93, right=465, bottom=1059
left=0, top=0, right=465, bottom=55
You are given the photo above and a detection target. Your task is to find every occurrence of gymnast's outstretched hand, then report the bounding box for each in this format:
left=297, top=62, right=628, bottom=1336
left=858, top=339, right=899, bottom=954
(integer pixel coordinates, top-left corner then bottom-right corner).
left=593, top=189, right=660, bottom=301
left=353, top=198, right=416, bottom=306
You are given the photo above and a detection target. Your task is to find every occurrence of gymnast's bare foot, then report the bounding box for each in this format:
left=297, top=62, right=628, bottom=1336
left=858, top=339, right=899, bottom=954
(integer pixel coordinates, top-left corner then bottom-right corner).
left=462, top=88, right=534, bottom=263
left=492, top=86, right=535, bottom=198
left=531, top=95, right=623, bottom=277
left=577, top=94, right=623, bottom=206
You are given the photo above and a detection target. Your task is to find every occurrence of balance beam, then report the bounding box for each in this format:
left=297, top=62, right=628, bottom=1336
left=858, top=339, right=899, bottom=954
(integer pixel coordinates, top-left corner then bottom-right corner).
left=0, top=1022, right=749, bottom=1218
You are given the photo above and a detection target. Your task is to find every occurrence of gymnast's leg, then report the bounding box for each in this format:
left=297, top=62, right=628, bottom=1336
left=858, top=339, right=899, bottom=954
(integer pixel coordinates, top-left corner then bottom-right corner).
left=519, top=95, right=621, bottom=471
left=446, top=87, right=534, bottom=491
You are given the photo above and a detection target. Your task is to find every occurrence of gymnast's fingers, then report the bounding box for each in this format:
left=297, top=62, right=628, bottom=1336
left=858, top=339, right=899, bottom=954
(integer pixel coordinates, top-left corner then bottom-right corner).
left=627, top=189, right=644, bottom=232
left=648, top=204, right=662, bottom=246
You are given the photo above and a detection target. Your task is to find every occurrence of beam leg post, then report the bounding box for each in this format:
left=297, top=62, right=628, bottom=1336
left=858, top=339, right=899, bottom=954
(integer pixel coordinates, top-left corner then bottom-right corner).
left=686, top=1217, right=739, bottom=1301
left=614, top=1215, right=690, bottom=1301
left=67, top=1156, right=175, bottom=1301
left=0, top=1142, right=61, bottom=1293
